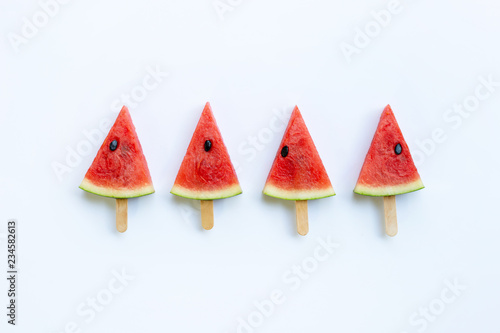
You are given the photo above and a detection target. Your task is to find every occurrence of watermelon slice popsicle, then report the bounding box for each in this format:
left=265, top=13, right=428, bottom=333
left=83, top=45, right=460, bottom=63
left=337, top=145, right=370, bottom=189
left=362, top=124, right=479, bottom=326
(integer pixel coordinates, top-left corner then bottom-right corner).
left=80, top=106, right=155, bottom=232
left=171, top=103, right=242, bottom=230
left=263, top=106, right=335, bottom=236
left=354, top=105, right=424, bottom=236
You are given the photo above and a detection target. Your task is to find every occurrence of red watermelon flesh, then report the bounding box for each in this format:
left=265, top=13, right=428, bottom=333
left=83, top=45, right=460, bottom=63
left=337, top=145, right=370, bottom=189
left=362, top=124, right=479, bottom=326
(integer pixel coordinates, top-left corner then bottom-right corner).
left=354, top=105, right=424, bottom=196
left=171, top=102, right=242, bottom=200
left=80, top=106, right=155, bottom=198
left=263, top=106, right=335, bottom=200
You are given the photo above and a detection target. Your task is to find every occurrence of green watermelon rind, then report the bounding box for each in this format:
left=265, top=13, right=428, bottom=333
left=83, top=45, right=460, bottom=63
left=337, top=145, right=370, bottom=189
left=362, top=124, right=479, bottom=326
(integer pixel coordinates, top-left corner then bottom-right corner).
left=171, top=184, right=242, bottom=200
left=353, top=179, right=424, bottom=197
left=263, top=184, right=336, bottom=201
left=80, top=178, right=155, bottom=199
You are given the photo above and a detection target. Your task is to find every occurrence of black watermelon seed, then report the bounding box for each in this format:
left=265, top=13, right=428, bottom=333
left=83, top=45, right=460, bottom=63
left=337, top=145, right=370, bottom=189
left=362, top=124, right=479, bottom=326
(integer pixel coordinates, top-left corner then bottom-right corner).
left=281, top=146, right=289, bottom=157
left=109, top=140, right=118, bottom=151
left=395, top=143, right=402, bottom=155
left=204, top=140, right=212, bottom=152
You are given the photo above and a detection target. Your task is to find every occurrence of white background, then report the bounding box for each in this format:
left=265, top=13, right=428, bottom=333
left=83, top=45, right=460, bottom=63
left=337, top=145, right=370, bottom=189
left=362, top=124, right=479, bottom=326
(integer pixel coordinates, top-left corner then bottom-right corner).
left=1, top=0, right=499, bottom=332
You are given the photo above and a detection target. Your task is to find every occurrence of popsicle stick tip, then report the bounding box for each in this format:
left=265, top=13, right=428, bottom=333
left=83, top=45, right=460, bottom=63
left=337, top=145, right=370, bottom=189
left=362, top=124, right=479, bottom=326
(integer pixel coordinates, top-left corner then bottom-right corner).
left=295, top=200, right=309, bottom=236
left=117, top=224, right=127, bottom=233
left=200, top=200, right=214, bottom=231
left=383, top=196, right=397, bottom=237
left=116, top=198, right=128, bottom=233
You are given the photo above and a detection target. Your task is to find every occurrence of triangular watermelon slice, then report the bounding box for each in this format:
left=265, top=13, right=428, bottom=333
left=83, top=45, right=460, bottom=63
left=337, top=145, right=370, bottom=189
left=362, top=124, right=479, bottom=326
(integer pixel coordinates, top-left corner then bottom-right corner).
left=263, top=106, right=335, bottom=200
left=171, top=102, right=242, bottom=200
left=80, top=106, right=155, bottom=198
left=354, top=105, right=424, bottom=196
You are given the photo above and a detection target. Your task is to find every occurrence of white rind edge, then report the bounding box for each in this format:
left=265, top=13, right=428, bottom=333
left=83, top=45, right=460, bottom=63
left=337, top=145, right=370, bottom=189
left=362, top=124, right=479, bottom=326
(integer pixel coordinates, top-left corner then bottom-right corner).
left=170, top=183, right=242, bottom=200
left=80, top=178, right=155, bottom=198
left=263, top=184, right=336, bottom=200
left=354, top=178, right=425, bottom=196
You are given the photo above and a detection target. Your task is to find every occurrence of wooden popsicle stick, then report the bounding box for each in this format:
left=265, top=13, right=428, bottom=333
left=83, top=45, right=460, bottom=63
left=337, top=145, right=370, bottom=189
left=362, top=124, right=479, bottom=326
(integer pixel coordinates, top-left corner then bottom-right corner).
left=116, top=199, right=128, bottom=233
left=383, top=196, right=397, bottom=237
left=295, top=200, right=309, bottom=236
left=200, top=200, right=214, bottom=230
